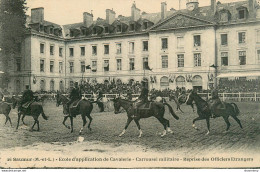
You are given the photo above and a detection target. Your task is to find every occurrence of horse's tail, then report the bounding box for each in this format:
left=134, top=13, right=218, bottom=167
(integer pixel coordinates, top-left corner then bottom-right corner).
left=163, top=102, right=179, bottom=120
left=40, top=106, right=48, bottom=120
left=230, top=103, right=240, bottom=116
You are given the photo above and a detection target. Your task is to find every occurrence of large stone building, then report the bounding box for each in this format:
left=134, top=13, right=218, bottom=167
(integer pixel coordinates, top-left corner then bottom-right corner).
left=6, top=0, right=260, bottom=93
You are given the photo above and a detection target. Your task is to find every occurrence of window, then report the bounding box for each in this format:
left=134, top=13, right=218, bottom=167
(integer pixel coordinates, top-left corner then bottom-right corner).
left=40, top=43, right=44, bottom=54
left=221, top=52, right=228, bottom=66
left=104, top=60, right=109, bottom=72
left=50, top=80, right=54, bottom=91
left=50, top=45, right=54, bottom=55
left=220, top=12, right=229, bottom=22
left=69, top=62, right=74, bottom=73
left=194, top=35, right=201, bottom=47
left=69, top=81, right=74, bottom=88
left=16, top=59, right=21, bottom=71
left=194, top=53, right=201, bottom=67
left=117, top=59, right=122, bottom=71
left=129, top=58, right=135, bottom=70
left=221, top=34, right=228, bottom=46
left=92, top=61, right=97, bottom=72
left=162, top=55, right=168, bottom=68
left=117, top=25, right=122, bottom=32
left=239, top=51, right=246, bottom=65
left=116, top=43, right=121, bottom=54
left=59, top=47, right=63, bottom=57
left=129, top=42, right=134, bottom=54
left=143, top=41, right=148, bottom=51
left=130, top=23, right=135, bottom=31
left=161, top=38, right=168, bottom=49
left=143, top=22, right=148, bottom=29
left=81, top=61, right=85, bottom=72
left=50, top=61, right=54, bottom=73
left=93, top=28, right=97, bottom=35
left=104, top=26, right=109, bottom=34
left=177, top=54, right=184, bottom=67
left=59, top=62, right=63, bottom=73
left=69, top=48, right=74, bottom=57
left=40, top=59, right=45, bottom=72
left=257, top=30, right=260, bottom=43
left=104, top=45, right=109, bottom=54
left=92, top=46, right=97, bottom=55
left=238, top=9, right=246, bottom=19
left=143, top=57, right=148, bottom=70
left=177, top=37, right=184, bottom=48
left=50, top=28, right=54, bottom=34
left=257, top=50, right=260, bottom=64
left=238, top=32, right=246, bottom=44
left=81, top=47, right=85, bottom=56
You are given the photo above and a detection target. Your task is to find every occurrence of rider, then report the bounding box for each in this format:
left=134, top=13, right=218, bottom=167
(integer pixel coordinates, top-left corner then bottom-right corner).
left=136, top=80, right=149, bottom=108
left=67, top=82, right=81, bottom=117
left=209, top=87, right=224, bottom=118
left=97, top=89, right=103, bottom=102
left=126, top=89, right=133, bottom=101
left=20, top=85, right=34, bottom=109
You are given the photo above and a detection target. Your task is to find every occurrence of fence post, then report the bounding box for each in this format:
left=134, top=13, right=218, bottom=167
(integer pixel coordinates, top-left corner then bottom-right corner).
left=238, top=92, right=241, bottom=102
left=222, top=93, right=225, bottom=101
left=255, top=92, right=257, bottom=102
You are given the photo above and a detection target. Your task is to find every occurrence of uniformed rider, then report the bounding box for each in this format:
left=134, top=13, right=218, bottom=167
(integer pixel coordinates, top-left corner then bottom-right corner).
left=20, top=85, right=34, bottom=109
left=136, top=81, right=149, bottom=108
left=209, top=88, right=224, bottom=118
left=67, top=82, right=81, bottom=113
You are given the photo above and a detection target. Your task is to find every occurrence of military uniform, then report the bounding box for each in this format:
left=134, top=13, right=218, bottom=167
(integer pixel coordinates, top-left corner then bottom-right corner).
left=67, top=83, right=81, bottom=109
left=20, top=86, right=34, bottom=108
left=209, top=88, right=223, bottom=118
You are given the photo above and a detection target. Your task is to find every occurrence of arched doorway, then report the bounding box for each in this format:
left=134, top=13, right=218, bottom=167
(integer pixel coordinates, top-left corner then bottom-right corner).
left=15, top=80, right=21, bottom=94
left=40, top=79, right=46, bottom=91
left=160, top=76, right=169, bottom=90
left=176, top=76, right=186, bottom=88
left=192, top=75, right=203, bottom=91
left=50, top=80, right=55, bottom=91
left=59, top=80, right=64, bottom=92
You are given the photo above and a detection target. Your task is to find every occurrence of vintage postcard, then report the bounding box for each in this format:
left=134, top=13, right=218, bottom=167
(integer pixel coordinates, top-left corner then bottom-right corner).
left=0, top=0, right=259, bottom=169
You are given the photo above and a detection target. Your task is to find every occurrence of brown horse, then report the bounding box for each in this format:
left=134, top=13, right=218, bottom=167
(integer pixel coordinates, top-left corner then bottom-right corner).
left=0, top=101, right=12, bottom=126
left=56, top=92, right=93, bottom=134
left=186, top=90, right=242, bottom=135
left=113, top=97, right=179, bottom=137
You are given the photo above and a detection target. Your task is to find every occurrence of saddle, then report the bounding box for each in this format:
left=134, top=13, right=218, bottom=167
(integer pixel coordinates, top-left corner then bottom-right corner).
left=133, top=101, right=152, bottom=110
left=22, top=100, right=35, bottom=109
left=70, top=99, right=82, bottom=108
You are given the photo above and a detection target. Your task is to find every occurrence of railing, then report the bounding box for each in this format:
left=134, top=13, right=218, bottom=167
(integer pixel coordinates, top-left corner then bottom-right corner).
left=3, top=92, right=260, bottom=102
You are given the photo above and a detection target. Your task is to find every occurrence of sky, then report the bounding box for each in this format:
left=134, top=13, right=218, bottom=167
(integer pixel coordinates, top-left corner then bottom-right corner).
left=25, top=0, right=245, bottom=25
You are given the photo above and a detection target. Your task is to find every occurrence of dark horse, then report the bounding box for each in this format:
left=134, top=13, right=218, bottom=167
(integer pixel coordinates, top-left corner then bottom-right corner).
left=113, top=97, right=179, bottom=137
left=56, top=92, right=93, bottom=134
left=13, top=99, right=48, bottom=131
left=186, top=90, right=243, bottom=135
left=0, top=101, right=12, bottom=126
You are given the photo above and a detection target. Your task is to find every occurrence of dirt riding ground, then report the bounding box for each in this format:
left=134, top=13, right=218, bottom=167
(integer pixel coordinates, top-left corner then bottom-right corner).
left=0, top=100, right=259, bottom=168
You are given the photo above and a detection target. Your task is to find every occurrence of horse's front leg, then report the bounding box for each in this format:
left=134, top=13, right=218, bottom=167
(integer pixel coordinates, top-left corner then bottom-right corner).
left=22, top=114, right=26, bottom=125
left=16, top=112, right=21, bottom=130
left=79, top=115, right=87, bottom=135
left=205, top=117, right=210, bottom=135
left=70, top=116, right=74, bottom=133
left=119, top=117, right=133, bottom=137
left=192, top=117, right=203, bottom=130
left=62, top=116, right=70, bottom=129
left=134, top=119, right=142, bottom=138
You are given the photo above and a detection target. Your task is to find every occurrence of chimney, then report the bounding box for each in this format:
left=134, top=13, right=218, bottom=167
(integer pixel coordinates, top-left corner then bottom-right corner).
left=161, top=2, right=167, bottom=20
left=31, top=7, right=44, bottom=23
left=106, top=9, right=116, bottom=24
left=131, top=2, right=141, bottom=21
left=83, top=12, right=93, bottom=27
left=248, top=0, right=256, bottom=18
left=211, top=0, right=216, bottom=15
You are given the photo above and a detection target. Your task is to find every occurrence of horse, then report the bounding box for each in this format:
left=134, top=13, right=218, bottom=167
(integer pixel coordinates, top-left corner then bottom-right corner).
left=113, top=97, right=179, bottom=137
left=0, top=101, right=12, bottom=126
left=13, top=99, right=48, bottom=131
left=186, top=90, right=243, bottom=135
left=56, top=93, right=94, bottom=134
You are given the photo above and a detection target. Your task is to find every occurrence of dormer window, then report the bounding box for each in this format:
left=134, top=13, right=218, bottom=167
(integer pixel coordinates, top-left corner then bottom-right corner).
left=220, top=12, right=229, bottom=22
left=50, top=28, right=53, bottom=34
left=130, top=23, right=135, bottom=31
left=40, top=25, right=44, bottom=32
left=82, top=29, right=86, bottom=35
left=70, top=30, right=74, bottom=37
left=239, top=9, right=245, bottom=19
left=144, top=22, right=148, bottom=30
left=117, top=25, right=122, bottom=33
left=44, top=26, right=47, bottom=33
left=92, top=28, right=97, bottom=35
left=104, top=26, right=109, bottom=34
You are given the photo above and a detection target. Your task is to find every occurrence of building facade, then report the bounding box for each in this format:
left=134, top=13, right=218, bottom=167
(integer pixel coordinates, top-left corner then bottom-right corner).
left=6, top=0, right=260, bottom=93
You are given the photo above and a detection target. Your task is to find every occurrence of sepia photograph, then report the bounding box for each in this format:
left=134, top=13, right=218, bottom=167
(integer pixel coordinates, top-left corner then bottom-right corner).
left=0, top=0, right=259, bottom=169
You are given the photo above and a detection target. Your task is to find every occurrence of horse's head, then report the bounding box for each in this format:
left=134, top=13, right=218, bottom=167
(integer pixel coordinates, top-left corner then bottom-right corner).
left=186, top=90, right=195, bottom=106
left=112, top=97, right=121, bottom=114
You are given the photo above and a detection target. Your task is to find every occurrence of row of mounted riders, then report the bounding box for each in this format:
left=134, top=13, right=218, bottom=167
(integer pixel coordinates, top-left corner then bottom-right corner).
left=0, top=84, right=243, bottom=137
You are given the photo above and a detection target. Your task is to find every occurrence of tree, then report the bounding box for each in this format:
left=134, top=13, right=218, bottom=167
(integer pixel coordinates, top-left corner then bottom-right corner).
left=0, top=0, right=27, bottom=88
